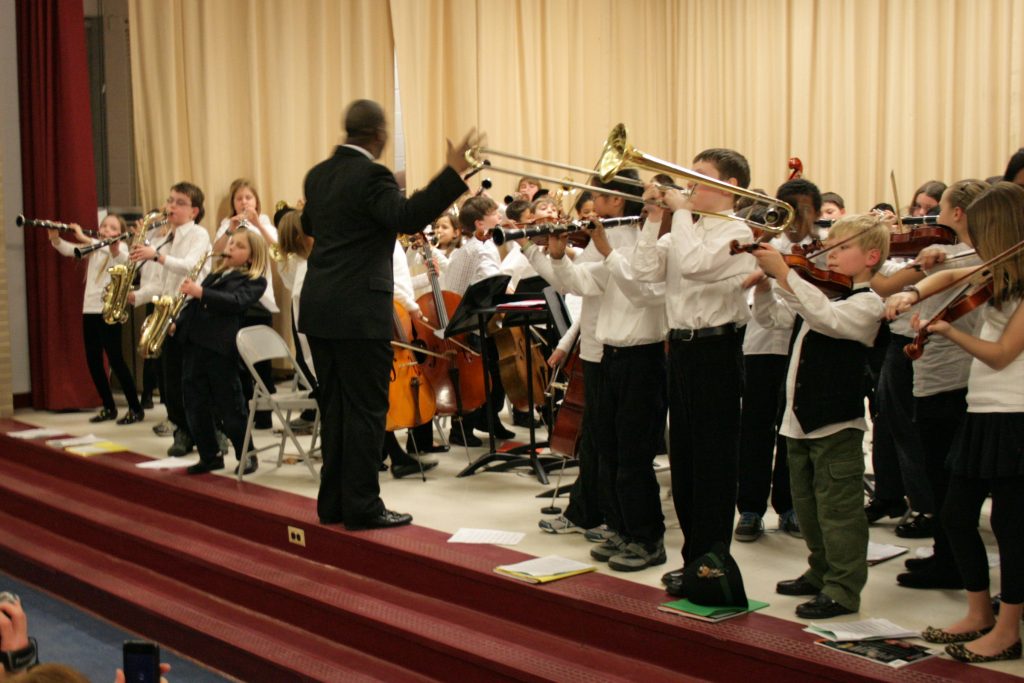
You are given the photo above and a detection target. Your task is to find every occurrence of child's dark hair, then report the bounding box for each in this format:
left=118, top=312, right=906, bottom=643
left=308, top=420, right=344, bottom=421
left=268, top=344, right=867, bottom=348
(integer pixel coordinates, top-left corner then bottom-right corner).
left=821, top=192, right=845, bottom=209
left=574, top=191, right=593, bottom=214
left=171, top=181, right=206, bottom=222
left=777, top=178, right=822, bottom=212
left=1002, top=147, right=1024, bottom=184
left=458, top=195, right=498, bottom=233
left=505, top=199, right=531, bottom=223
left=912, top=180, right=947, bottom=207
left=693, top=148, right=751, bottom=190
left=588, top=168, right=643, bottom=217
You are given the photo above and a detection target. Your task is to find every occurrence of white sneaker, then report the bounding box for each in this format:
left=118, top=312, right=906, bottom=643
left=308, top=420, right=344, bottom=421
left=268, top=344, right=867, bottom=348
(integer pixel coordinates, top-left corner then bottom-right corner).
left=584, top=524, right=615, bottom=543
left=538, top=515, right=583, bottom=534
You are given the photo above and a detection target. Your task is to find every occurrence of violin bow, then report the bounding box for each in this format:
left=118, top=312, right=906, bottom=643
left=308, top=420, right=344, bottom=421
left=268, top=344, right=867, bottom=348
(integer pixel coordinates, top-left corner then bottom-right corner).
left=890, top=170, right=906, bottom=234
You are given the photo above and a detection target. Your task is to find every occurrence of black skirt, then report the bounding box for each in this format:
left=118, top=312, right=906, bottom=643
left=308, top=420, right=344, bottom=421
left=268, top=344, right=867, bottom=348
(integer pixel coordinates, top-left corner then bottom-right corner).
left=946, top=411, right=1024, bottom=478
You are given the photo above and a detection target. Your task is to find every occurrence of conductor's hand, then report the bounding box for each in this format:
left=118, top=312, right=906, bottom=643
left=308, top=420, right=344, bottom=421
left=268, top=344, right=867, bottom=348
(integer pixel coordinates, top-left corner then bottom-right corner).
left=447, top=128, right=481, bottom=175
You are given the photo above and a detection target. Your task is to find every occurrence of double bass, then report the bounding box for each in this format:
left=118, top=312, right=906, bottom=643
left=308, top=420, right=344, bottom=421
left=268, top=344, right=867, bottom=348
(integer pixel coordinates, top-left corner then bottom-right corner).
left=548, top=347, right=584, bottom=457
left=409, top=239, right=488, bottom=416
left=493, top=306, right=549, bottom=413
left=386, top=301, right=436, bottom=431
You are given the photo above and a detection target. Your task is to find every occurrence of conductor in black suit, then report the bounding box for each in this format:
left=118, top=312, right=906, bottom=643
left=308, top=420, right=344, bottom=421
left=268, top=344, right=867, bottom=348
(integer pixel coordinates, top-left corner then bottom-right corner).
left=300, top=99, right=476, bottom=529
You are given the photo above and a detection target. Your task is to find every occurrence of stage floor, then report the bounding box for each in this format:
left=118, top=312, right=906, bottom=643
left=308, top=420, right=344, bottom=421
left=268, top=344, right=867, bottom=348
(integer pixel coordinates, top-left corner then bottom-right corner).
left=11, top=401, right=1020, bottom=677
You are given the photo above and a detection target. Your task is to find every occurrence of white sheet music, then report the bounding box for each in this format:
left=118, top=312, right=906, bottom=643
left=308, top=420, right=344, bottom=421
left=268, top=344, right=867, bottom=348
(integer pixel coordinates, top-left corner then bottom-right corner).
left=447, top=528, right=525, bottom=545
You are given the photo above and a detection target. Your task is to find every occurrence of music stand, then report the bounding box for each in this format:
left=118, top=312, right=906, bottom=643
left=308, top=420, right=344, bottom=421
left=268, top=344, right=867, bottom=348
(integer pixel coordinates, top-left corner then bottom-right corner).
left=447, top=275, right=561, bottom=483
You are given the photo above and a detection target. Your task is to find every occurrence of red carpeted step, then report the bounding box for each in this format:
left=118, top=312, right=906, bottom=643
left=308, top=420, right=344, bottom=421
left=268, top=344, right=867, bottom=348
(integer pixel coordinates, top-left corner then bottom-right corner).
left=0, top=457, right=692, bottom=682
left=0, top=511, right=438, bottom=683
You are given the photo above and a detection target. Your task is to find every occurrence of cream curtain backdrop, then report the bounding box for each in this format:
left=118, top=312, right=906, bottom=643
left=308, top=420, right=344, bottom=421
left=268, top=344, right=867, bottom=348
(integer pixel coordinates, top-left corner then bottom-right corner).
left=128, top=0, right=395, bottom=222
left=130, top=0, right=1023, bottom=221
left=392, top=0, right=1023, bottom=211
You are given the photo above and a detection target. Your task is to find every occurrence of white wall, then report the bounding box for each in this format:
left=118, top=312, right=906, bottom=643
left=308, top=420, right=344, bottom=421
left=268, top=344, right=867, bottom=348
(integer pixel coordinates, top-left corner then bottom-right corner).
left=1, top=0, right=31, bottom=395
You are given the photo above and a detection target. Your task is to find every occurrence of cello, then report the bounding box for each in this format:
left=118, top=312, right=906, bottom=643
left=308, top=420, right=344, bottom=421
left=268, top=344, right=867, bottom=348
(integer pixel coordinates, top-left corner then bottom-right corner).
left=386, top=301, right=437, bottom=431
left=548, top=346, right=584, bottom=457
left=493, top=307, right=549, bottom=413
left=410, top=238, right=488, bottom=416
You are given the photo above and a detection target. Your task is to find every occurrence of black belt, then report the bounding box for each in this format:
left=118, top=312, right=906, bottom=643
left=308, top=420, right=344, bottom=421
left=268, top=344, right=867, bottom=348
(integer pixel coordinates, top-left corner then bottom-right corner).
left=668, top=323, right=737, bottom=342
left=602, top=341, right=664, bottom=356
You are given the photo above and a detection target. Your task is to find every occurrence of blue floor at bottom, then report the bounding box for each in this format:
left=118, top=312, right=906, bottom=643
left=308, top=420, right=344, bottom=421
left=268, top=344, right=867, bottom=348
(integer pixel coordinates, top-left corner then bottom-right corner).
left=0, top=571, right=232, bottom=682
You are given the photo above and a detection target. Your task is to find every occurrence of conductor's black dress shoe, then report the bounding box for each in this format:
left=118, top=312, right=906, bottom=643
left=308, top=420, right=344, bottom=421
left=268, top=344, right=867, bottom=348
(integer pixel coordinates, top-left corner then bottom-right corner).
left=345, top=509, right=413, bottom=531
left=776, top=575, right=820, bottom=596
left=795, top=594, right=856, bottom=620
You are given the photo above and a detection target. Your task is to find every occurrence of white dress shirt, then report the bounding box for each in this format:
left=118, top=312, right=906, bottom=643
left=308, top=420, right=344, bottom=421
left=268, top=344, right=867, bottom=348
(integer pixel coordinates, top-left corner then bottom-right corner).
left=631, top=210, right=756, bottom=330
left=443, top=236, right=502, bottom=296
left=392, top=240, right=421, bottom=315
left=753, top=273, right=883, bottom=440
left=133, top=221, right=212, bottom=305
left=548, top=231, right=666, bottom=348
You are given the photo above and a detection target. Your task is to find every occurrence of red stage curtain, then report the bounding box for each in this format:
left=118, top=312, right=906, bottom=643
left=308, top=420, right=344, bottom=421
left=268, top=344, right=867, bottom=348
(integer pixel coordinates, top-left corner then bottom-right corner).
left=17, top=0, right=102, bottom=410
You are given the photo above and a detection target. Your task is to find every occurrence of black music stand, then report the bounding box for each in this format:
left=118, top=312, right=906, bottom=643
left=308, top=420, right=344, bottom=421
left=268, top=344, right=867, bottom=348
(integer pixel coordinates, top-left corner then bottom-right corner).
left=448, top=275, right=562, bottom=483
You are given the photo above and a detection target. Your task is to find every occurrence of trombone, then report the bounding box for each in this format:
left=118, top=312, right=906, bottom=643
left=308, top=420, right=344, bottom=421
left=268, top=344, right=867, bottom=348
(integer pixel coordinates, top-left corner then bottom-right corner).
left=464, top=123, right=795, bottom=233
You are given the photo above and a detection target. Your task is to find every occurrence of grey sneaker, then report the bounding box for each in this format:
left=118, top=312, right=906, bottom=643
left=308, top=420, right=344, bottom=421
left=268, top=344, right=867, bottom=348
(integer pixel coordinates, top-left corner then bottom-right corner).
left=589, top=533, right=627, bottom=562
left=538, top=515, right=583, bottom=534
left=167, top=430, right=194, bottom=457
left=734, top=512, right=764, bottom=542
left=584, top=524, right=616, bottom=543
left=152, top=420, right=174, bottom=437
left=608, top=540, right=667, bottom=572
left=215, top=429, right=230, bottom=457
left=779, top=509, right=803, bottom=538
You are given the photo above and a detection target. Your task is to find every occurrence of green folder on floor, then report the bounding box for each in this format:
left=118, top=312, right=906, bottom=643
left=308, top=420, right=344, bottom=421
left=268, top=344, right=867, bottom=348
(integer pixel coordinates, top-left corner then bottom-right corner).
left=658, top=597, right=769, bottom=622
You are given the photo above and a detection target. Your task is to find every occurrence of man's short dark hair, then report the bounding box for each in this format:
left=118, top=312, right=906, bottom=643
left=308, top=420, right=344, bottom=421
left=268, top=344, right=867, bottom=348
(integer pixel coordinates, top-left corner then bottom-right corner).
left=171, top=181, right=205, bottom=222
left=776, top=178, right=822, bottom=212
left=458, top=195, right=498, bottom=233
left=589, top=168, right=643, bottom=217
left=344, top=99, right=386, bottom=143
left=693, top=148, right=751, bottom=190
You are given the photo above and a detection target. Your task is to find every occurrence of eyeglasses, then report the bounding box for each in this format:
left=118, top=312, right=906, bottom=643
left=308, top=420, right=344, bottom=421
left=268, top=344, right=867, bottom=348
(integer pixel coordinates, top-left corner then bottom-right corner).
left=166, top=197, right=192, bottom=208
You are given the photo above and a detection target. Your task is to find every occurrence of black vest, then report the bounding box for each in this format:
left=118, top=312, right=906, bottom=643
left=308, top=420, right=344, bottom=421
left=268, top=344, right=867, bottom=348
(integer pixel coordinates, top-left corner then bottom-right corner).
left=788, top=289, right=877, bottom=434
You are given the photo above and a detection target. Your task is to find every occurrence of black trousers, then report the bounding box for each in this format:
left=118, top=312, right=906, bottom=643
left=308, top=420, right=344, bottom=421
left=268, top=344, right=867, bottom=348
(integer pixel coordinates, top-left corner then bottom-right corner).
left=308, top=336, right=391, bottom=523
left=82, top=313, right=142, bottom=413
left=736, top=354, right=791, bottom=516
left=596, top=343, right=666, bottom=544
left=913, top=389, right=967, bottom=574
left=182, top=345, right=248, bottom=462
left=943, top=473, right=1024, bottom=604
left=563, top=360, right=605, bottom=529
left=669, top=332, right=743, bottom=564
left=162, top=335, right=192, bottom=439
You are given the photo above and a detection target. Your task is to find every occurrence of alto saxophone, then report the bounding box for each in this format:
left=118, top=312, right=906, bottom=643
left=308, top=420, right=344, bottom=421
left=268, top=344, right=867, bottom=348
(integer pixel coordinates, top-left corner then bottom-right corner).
left=101, top=210, right=167, bottom=325
left=137, top=251, right=212, bottom=359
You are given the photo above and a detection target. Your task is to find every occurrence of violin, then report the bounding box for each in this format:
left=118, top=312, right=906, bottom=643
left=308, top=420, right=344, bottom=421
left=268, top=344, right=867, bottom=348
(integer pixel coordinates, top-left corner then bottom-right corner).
left=888, top=225, right=958, bottom=258
left=386, top=302, right=437, bottom=431
left=903, top=281, right=991, bottom=360
left=730, top=239, right=853, bottom=297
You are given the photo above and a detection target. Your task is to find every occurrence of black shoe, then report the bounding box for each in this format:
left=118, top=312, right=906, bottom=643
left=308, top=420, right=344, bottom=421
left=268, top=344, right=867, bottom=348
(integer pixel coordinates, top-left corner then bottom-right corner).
left=319, top=514, right=344, bottom=525
left=90, top=408, right=117, bottom=423
left=116, top=410, right=144, bottom=425
left=895, top=513, right=934, bottom=539
left=896, top=566, right=963, bottom=590
left=864, top=498, right=906, bottom=523
left=795, top=594, right=856, bottom=620
left=391, top=461, right=438, bottom=479
left=345, top=509, right=413, bottom=531
left=478, top=423, right=516, bottom=440
left=776, top=575, right=820, bottom=596
left=187, top=457, right=225, bottom=475
left=661, top=567, right=685, bottom=586
left=905, top=555, right=935, bottom=572
left=512, top=410, right=535, bottom=427
left=140, top=394, right=154, bottom=410
left=664, top=571, right=687, bottom=598
left=449, top=428, right=482, bottom=447
left=234, top=456, right=258, bottom=476
left=405, top=439, right=449, bottom=454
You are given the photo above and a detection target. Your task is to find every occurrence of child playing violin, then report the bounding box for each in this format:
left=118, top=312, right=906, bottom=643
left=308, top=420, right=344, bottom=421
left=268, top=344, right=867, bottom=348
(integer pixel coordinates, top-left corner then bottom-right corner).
left=751, top=214, right=889, bottom=619
left=49, top=214, right=145, bottom=424
left=175, top=227, right=268, bottom=475
left=892, top=182, right=1024, bottom=664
